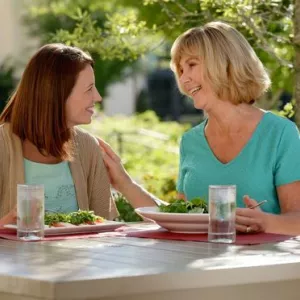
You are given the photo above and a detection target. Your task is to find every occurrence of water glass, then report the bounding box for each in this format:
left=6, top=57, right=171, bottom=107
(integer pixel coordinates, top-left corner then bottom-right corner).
left=208, top=185, right=236, bottom=244
left=17, top=184, right=45, bottom=241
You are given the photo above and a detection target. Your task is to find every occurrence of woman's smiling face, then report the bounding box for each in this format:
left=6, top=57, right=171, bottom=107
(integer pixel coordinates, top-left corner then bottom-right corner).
left=178, top=55, right=217, bottom=110
left=66, top=64, right=102, bottom=127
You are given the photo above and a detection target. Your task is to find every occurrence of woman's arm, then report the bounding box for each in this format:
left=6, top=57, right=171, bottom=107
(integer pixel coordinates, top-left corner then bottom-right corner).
left=236, top=182, right=300, bottom=235
left=98, top=138, right=165, bottom=208
left=266, top=181, right=300, bottom=234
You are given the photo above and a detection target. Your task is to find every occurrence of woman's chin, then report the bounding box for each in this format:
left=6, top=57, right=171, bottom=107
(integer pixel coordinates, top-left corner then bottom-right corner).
left=193, top=103, right=204, bottom=110
left=193, top=99, right=207, bottom=110
left=81, top=118, right=92, bottom=125
left=68, top=118, right=92, bottom=127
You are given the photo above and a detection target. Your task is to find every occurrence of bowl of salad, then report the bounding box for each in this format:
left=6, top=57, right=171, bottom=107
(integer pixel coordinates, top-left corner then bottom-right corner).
left=135, top=198, right=209, bottom=234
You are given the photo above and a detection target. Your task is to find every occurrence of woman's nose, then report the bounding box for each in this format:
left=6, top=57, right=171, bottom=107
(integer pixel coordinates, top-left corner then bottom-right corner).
left=94, top=88, right=102, bottom=103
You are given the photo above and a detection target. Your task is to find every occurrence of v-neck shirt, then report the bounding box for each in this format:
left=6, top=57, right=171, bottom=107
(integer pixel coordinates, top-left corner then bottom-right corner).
left=177, top=112, right=300, bottom=214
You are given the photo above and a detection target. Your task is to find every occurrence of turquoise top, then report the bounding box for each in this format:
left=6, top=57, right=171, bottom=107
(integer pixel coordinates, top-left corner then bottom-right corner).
left=177, top=112, right=300, bottom=214
left=24, top=159, right=78, bottom=213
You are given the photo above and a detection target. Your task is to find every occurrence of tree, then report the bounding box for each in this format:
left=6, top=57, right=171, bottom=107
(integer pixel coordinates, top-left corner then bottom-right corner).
left=25, top=0, right=142, bottom=97
left=27, top=0, right=299, bottom=121
left=129, top=0, right=298, bottom=118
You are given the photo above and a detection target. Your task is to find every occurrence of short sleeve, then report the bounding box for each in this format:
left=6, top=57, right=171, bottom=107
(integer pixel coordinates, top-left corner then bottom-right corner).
left=274, top=121, right=300, bottom=186
left=177, top=135, right=186, bottom=193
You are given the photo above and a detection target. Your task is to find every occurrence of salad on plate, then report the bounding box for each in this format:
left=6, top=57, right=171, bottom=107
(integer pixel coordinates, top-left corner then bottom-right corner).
left=158, top=198, right=208, bottom=214
left=44, top=210, right=105, bottom=228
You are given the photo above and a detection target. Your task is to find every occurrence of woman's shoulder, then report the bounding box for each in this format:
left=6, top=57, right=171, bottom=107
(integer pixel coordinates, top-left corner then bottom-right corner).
left=0, top=124, right=5, bottom=152
left=0, top=123, right=5, bottom=136
left=181, top=120, right=206, bottom=141
left=0, top=123, right=13, bottom=164
left=0, top=123, right=12, bottom=147
left=72, top=127, right=102, bottom=168
left=261, top=111, right=298, bottom=136
left=263, top=111, right=295, bottom=128
left=0, top=122, right=10, bottom=134
left=73, top=126, right=99, bottom=149
left=258, top=112, right=300, bottom=151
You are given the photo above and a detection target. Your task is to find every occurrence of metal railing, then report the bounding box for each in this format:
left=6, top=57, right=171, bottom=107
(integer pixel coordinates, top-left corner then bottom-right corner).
left=107, top=128, right=178, bottom=156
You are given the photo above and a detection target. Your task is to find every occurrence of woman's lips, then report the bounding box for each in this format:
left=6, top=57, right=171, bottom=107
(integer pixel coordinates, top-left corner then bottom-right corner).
left=86, top=108, right=94, bottom=114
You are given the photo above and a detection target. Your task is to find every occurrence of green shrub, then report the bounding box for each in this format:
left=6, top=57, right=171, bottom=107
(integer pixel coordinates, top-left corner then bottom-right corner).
left=114, top=193, right=143, bottom=222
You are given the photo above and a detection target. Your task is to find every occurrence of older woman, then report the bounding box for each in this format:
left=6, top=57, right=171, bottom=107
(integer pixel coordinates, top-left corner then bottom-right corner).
left=0, top=43, right=120, bottom=225
left=99, top=21, right=300, bottom=235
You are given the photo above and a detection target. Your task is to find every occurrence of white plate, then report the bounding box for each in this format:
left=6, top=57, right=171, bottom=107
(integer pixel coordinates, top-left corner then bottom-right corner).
left=135, top=206, right=209, bottom=234
left=4, top=221, right=124, bottom=236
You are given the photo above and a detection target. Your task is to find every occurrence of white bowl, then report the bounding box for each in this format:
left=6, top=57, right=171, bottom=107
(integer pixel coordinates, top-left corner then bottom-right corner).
left=135, top=206, right=209, bottom=234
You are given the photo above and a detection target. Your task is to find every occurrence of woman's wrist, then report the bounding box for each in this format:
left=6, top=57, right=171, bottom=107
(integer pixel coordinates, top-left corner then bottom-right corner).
left=118, top=180, right=157, bottom=208
left=263, top=212, right=300, bottom=235
left=262, top=212, right=273, bottom=233
left=116, top=172, right=135, bottom=194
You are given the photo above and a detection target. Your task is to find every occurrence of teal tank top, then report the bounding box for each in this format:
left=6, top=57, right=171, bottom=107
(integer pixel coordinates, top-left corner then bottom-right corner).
left=24, top=159, right=78, bottom=213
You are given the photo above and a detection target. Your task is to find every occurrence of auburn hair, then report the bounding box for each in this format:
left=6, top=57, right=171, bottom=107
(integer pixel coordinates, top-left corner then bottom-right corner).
left=0, top=43, right=94, bottom=160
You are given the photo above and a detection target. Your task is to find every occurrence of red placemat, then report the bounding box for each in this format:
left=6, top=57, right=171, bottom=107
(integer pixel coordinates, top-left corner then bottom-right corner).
left=126, top=228, right=294, bottom=245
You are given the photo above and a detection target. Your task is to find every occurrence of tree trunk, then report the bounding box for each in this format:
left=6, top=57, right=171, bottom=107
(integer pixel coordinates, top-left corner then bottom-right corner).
left=294, top=0, right=300, bottom=124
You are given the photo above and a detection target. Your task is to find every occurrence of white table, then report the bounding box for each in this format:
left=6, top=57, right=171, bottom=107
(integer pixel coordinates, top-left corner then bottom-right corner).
left=0, top=224, right=300, bottom=300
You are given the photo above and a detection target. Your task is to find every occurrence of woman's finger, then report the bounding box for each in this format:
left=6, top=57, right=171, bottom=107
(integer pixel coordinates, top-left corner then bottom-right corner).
left=236, top=207, right=259, bottom=217
left=236, top=224, right=248, bottom=232
left=101, top=149, right=115, bottom=169
left=243, top=195, right=258, bottom=208
left=237, top=222, right=262, bottom=232
left=235, top=223, right=261, bottom=233
left=97, top=137, right=114, bottom=153
left=236, top=215, right=260, bottom=226
left=97, top=138, right=121, bottom=162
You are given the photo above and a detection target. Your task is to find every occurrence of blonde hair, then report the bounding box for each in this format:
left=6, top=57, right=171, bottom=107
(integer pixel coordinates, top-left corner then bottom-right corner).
left=170, top=21, right=271, bottom=104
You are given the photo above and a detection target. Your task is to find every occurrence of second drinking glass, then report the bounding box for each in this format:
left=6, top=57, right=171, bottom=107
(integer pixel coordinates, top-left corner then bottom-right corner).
left=208, top=185, right=236, bottom=244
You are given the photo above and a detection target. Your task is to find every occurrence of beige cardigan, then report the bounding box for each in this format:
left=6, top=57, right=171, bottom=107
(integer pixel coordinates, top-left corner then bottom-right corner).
left=0, top=123, right=118, bottom=220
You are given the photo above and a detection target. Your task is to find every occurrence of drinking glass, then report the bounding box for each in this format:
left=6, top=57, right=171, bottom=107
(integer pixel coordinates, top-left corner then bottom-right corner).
left=208, top=185, right=236, bottom=244
left=17, top=184, right=45, bottom=241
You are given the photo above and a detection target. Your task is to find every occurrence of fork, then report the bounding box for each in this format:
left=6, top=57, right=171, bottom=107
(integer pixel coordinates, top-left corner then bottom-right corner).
left=248, top=200, right=267, bottom=209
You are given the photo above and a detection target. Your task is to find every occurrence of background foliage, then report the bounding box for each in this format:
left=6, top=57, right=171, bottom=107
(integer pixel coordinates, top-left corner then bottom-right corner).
left=27, top=0, right=296, bottom=107
left=25, top=0, right=142, bottom=97
left=82, top=111, right=191, bottom=221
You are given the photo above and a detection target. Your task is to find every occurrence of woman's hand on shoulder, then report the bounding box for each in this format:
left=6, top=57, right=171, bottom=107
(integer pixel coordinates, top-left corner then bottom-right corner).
left=96, top=137, right=133, bottom=192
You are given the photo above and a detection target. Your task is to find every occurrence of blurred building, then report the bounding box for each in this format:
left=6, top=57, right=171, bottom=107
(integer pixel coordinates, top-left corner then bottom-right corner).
left=104, top=74, right=145, bottom=116
left=0, top=0, right=39, bottom=73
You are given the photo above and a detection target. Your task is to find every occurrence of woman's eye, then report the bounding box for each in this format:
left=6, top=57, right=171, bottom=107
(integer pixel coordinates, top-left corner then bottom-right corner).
left=189, top=63, right=196, bottom=68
